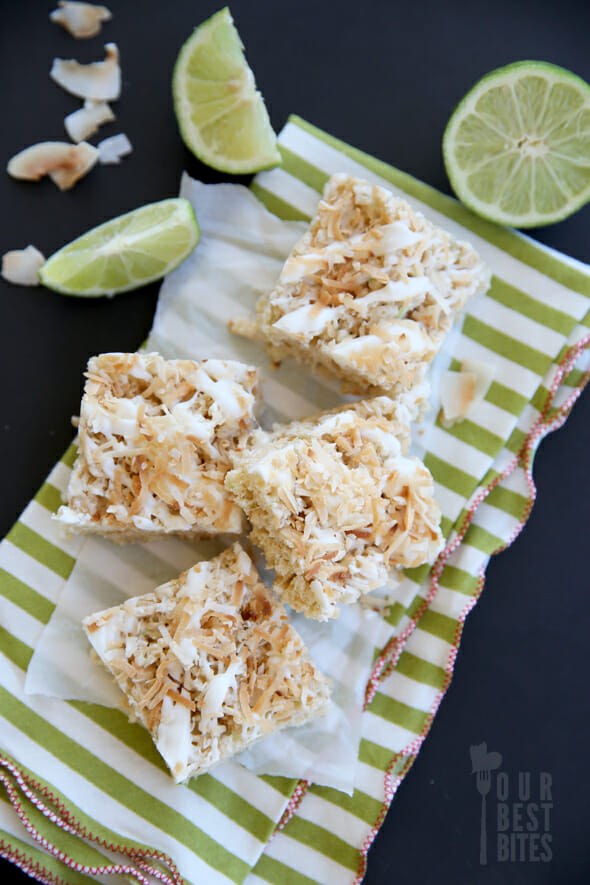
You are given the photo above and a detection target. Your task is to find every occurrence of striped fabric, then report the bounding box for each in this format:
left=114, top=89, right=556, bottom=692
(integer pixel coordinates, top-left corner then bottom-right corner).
left=1, top=115, right=589, bottom=885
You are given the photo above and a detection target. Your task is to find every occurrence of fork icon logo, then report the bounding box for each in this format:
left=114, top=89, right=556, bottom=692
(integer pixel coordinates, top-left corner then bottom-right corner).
left=470, top=743, right=503, bottom=865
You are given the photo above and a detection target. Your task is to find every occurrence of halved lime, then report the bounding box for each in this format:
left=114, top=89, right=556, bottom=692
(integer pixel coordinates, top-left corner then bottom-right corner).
left=172, top=7, right=281, bottom=174
left=443, top=61, right=590, bottom=228
left=39, top=198, right=200, bottom=296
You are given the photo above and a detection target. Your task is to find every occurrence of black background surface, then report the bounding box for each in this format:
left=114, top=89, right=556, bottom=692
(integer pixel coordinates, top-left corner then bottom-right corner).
left=1, top=1, right=589, bottom=883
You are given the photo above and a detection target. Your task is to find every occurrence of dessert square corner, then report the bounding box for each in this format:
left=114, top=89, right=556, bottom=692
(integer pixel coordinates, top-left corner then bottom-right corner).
left=56, top=352, right=260, bottom=541
left=83, top=542, right=332, bottom=783
left=225, top=398, right=445, bottom=621
left=255, top=173, right=490, bottom=399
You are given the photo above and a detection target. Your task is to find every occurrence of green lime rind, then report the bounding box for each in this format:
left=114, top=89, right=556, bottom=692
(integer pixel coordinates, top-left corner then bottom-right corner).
left=443, top=60, right=590, bottom=228
left=172, top=7, right=281, bottom=175
left=39, top=198, right=200, bottom=297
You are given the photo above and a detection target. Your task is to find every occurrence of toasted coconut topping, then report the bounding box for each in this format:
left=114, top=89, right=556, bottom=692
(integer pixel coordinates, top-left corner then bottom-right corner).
left=97, top=133, right=132, bottom=164
left=1, top=246, right=45, bottom=286
left=65, top=100, right=115, bottom=143
left=50, top=43, right=121, bottom=101
left=83, top=543, right=331, bottom=782
left=227, top=398, right=443, bottom=620
left=50, top=1, right=112, bottom=38
left=439, top=359, right=495, bottom=426
left=7, top=141, right=99, bottom=191
left=57, top=352, right=260, bottom=540
left=255, top=174, right=490, bottom=400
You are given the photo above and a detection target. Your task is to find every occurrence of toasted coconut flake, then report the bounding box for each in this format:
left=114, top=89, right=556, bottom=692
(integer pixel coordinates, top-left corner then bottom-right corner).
left=7, top=141, right=99, bottom=190
left=97, top=133, right=132, bottom=164
left=439, top=372, right=476, bottom=424
left=50, top=1, right=112, bottom=38
left=440, top=359, right=495, bottom=425
left=461, top=358, right=495, bottom=403
left=50, top=43, right=121, bottom=101
left=8, top=142, right=73, bottom=181
left=1, top=246, right=46, bottom=286
left=49, top=141, right=99, bottom=190
left=65, top=100, right=115, bottom=143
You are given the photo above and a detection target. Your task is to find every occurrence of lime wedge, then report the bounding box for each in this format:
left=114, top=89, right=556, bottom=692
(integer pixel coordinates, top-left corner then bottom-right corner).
left=172, top=7, right=281, bottom=174
left=443, top=61, right=590, bottom=228
left=39, top=198, right=200, bottom=296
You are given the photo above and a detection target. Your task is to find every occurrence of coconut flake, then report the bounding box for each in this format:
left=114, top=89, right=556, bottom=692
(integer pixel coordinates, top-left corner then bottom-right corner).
left=65, top=100, right=115, bottom=143
left=50, top=1, right=112, bottom=39
left=1, top=246, right=46, bottom=286
left=461, top=359, right=495, bottom=403
left=439, top=372, right=476, bottom=424
left=50, top=43, right=121, bottom=101
left=97, top=133, right=132, bottom=164
left=7, top=141, right=99, bottom=190
left=49, top=142, right=98, bottom=190
left=439, top=360, right=494, bottom=425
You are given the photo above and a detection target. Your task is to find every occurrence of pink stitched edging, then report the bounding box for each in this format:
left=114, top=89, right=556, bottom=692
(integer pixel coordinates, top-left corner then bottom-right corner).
left=351, top=333, right=590, bottom=884
left=0, top=756, right=183, bottom=885
left=0, top=765, right=152, bottom=885
left=272, top=779, right=310, bottom=836
left=1, top=840, right=68, bottom=885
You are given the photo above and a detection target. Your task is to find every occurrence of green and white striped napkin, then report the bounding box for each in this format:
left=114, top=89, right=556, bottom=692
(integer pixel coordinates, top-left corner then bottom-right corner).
left=1, top=115, right=589, bottom=885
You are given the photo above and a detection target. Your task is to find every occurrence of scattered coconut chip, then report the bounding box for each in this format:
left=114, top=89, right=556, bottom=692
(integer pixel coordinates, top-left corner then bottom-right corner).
left=439, top=359, right=495, bottom=426
left=1, top=246, right=46, bottom=286
left=461, top=358, right=495, bottom=403
left=7, top=141, right=99, bottom=191
left=50, top=43, right=121, bottom=101
left=439, top=371, right=476, bottom=424
left=96, top=133, right=132, bottom=164
left=50, top=1, right=112, bottom=39
left=65, top=100, right=115, bottom=143
left=49, top=141, right=99, bottom=189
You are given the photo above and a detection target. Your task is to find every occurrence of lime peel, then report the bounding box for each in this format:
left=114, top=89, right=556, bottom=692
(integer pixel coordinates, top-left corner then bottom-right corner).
left=443, top=60, right=590, bottom=228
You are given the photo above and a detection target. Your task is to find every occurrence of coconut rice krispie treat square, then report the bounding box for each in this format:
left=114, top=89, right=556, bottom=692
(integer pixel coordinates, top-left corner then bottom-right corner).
left=83, top=543, right=332, bottom=782
left=57, top=352, right=260, bottom=540
left=226, top=398, right=444, bottom=621
left=255, top=173, right=490, bottom=399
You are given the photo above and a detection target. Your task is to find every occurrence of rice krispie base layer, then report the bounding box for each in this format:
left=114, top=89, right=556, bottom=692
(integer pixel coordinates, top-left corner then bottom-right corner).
left=226, top=400, right=444, bottom=620
left=256, top=173, right=490, bottom=398
left=57, top=352, right=260, bottom=540
left=83, top=542, right=332, bottom=782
